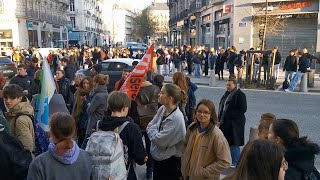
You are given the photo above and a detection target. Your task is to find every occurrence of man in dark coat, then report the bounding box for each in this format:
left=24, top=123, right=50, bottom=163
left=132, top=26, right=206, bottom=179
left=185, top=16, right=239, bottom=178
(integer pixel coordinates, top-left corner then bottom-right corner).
left=60, top=57, right=76, bottom=81
left=218, top=75, right=247, bottom=167
left=9, top=64, right=35, bottom=101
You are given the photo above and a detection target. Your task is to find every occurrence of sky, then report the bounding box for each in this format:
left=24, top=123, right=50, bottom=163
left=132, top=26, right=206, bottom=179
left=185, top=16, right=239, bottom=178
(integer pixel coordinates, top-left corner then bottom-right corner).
left=117, top=0, right=167, bottom=10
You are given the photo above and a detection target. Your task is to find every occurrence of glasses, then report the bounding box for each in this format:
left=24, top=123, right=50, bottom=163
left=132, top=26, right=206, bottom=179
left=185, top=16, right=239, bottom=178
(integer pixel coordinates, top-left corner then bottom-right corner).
left=281, top=159, right=288, bottom=171
left=196, top=110, right=210, bottom=116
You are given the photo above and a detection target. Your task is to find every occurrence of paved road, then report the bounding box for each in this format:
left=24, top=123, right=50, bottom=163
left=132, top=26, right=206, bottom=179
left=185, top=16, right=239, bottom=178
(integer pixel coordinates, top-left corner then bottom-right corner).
left=136, top=86, right=320, bottom=179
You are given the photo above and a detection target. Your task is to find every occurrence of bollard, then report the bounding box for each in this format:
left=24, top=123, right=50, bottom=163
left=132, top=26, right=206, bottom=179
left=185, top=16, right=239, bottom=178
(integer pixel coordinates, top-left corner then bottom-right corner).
left=300, top=73, right=308, bottom=92
left=249, top=126, right=259, bottom=142
left=209, top=70, right=216, bottom=87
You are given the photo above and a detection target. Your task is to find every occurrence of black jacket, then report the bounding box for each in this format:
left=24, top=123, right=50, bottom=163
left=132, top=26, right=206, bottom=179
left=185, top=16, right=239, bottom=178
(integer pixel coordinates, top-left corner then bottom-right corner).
left=99, top=116, right=147, bottom=180
left=57, top=76, right=72, bottom=105
left=227, top=51, right=237, bottom=65
left=298, top=55, right=311, bottom=73
left=9, top=75, right=34, bottom=100
left=218, top=89, right=247, bottom=146
left=63, top=62, right=76, bottom=81
left=285, top=141, right=320, bottom=180
left=283, top=55, right=298, bottom=72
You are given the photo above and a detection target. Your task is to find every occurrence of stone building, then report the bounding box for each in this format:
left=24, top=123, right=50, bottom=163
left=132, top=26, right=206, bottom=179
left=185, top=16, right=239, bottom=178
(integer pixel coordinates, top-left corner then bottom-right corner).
left=0, top=0, right=69, bottom=53
left=168, top=0, right=320, bottom=58
left=67, top=0, right=106, bottom=46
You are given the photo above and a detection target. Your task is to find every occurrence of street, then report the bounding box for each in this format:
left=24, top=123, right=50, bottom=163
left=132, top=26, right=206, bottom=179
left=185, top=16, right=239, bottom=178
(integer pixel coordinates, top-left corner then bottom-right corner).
left=135, top=85, right=320, bottom=180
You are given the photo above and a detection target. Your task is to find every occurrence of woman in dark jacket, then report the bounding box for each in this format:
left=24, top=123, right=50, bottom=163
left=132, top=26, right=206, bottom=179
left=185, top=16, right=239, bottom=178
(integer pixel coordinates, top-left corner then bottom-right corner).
left=218, top=75, right=247, bottom=167
left=82, top=74, right=109, bottom=148
left=72, top=77, right=93, bottom=146
left=268, top=119, right=320, bottom=180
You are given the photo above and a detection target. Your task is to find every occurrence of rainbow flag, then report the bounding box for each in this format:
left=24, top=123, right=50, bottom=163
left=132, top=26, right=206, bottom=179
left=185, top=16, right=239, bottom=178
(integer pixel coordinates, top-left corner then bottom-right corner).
left=35, top=57, right=56, bottom=131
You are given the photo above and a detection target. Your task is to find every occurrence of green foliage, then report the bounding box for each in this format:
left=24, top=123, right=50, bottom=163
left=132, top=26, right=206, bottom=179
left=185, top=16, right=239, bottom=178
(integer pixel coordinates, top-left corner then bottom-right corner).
left=132, top=9, right=158, bottom=39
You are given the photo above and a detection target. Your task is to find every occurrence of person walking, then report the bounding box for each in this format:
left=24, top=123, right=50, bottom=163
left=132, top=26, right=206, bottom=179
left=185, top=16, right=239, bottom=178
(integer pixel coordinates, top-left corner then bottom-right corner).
left=216, top=49, right=226, bottom=80
left=181, top=99, right=231, bottom=180
left=192, top=51, right=202, bottom=78
left=218, top=75, right=247, bottom=167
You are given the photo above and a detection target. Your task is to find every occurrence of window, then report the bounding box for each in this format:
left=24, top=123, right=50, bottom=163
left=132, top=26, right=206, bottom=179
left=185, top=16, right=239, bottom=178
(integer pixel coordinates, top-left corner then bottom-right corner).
left=70, top=0, right=75, bottom=11
left=70, top=17, right=76, bottom=28
left=108, top=62, right=128, bottom=71
left=101, top=62, right=110, bottom=71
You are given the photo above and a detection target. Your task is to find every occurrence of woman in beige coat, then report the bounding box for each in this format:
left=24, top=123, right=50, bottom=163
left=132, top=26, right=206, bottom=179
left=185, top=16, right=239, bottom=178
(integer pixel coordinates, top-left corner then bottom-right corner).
left=181, top=99, right=231, bottom=180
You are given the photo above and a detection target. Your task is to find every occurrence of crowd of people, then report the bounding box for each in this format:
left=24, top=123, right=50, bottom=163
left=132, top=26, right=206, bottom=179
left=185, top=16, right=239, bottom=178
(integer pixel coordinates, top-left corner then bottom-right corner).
left=0, top=44, right=319, bottom=180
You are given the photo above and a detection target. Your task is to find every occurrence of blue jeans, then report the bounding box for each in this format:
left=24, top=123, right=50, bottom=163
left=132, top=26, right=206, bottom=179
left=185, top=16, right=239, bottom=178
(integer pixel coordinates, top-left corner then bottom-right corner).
left=287, top=71, right=304, bottom=91
left=285, top=71, right=295, bottom=82
left=230, top=146, right=240, bottom=165
left=194, top=63, right=200, bottom=78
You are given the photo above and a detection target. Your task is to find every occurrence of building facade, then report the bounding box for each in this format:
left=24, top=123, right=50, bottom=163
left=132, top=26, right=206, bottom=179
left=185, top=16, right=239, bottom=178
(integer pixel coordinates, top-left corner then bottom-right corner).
left=67, top=0, right=105, bottom=47
left=168, top=0, right=320, bottom=57
left=0, top=0, right=69, bottom=53
left=147, top=3, right=170, bottom=45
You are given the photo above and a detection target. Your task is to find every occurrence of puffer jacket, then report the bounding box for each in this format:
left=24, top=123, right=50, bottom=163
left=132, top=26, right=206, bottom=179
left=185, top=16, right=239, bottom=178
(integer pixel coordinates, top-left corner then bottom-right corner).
left=85, top=85, right=108, bottom=135
left=181, top=122, right=231, bottom=180
left=5, top=97, right=35, bottom=154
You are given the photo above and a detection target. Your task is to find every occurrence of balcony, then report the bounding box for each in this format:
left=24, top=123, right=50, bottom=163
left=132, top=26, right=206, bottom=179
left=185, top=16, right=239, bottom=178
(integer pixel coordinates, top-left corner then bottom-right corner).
left=189, top=0, right=204, bottom=13
left=85, top=26, right=90, bottom=31
left=91, top=27, right=95, bottom=31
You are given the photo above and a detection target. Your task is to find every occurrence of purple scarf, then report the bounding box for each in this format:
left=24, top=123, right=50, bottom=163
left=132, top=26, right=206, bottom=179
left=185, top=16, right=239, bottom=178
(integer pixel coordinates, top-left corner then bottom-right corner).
left=48, top=140, right=80, bottom=165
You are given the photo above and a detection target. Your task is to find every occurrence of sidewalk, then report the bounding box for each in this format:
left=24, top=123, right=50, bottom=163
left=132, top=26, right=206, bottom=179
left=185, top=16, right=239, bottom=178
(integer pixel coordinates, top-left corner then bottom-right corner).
left=163, top=69, right=320, bottom=93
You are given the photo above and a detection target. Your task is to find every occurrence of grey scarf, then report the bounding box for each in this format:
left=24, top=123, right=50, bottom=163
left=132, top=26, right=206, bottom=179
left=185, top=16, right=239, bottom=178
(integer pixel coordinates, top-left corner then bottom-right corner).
left=219, top=85, right=239, bottom=125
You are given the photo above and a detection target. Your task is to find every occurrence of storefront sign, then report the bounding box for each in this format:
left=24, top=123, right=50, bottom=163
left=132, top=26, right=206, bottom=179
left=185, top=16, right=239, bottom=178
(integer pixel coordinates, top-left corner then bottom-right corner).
left=0, top=18, right=19, bottom=23
left=223, top=5, right=232, bottom=14
left=27, top=21, right=33, bottom=28
left=280, top=1, right=313, bottom=10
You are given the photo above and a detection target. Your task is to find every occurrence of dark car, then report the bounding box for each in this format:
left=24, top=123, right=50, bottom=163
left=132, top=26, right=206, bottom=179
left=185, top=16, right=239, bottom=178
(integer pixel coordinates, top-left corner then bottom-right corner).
left=0, top=56, right=17, bottom=78
left=75, top=58, right=140, bottom=91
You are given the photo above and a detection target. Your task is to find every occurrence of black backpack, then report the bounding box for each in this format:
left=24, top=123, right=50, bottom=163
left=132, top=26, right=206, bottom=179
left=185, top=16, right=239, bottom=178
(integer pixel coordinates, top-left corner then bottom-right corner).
left=282, top=80, right=290, bottom=90
left=0, top=125, right=32, bottom=180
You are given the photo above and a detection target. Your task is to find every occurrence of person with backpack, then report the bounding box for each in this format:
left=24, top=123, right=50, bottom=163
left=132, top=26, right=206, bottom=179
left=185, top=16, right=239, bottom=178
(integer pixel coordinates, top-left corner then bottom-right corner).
left=27, top=112, right=92, bottom=180
left=268, top=119, right=320, bottom=180
left=85, top=91, right=147, bottom=180
left=0, top=122, right=32, bottom=180
left=3, top=84, right=35, bottom=156
left=147, top=83, right=187, bottom=180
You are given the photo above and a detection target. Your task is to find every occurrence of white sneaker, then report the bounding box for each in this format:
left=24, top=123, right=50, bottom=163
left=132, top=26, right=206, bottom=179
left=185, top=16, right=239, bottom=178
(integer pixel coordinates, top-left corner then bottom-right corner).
left=284, top=89, right=292, bottom=92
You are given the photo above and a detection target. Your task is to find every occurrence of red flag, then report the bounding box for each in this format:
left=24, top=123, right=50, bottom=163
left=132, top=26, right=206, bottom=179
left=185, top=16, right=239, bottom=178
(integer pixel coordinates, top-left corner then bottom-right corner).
left=120, top=44, right=154, bottom=100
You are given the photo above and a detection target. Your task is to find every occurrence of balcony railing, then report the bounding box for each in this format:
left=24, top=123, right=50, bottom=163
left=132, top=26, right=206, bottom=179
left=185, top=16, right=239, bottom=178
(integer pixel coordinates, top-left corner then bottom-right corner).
left=85, top=26, right=90, bottom=31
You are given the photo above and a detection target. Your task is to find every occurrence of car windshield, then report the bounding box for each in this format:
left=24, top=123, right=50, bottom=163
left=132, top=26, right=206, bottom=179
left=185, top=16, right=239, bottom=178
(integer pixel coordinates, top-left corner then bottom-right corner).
left=0, top=57, right=12, bottom=64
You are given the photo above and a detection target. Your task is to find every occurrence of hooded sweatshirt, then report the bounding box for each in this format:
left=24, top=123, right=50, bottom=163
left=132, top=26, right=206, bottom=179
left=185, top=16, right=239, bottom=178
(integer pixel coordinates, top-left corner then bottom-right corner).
left=98, top=116, right=147, bottom=180
left=27, top=141, right=92, bottom=180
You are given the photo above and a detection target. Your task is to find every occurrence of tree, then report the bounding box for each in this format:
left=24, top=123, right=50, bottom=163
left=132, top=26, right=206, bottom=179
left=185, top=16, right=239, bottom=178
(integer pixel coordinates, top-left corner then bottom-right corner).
left=132, top=9, right=158, bottom=41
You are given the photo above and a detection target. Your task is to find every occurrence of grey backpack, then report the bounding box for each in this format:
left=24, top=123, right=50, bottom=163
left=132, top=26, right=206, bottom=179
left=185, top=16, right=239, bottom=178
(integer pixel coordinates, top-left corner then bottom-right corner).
left=86, top=121, right=130, bottom=180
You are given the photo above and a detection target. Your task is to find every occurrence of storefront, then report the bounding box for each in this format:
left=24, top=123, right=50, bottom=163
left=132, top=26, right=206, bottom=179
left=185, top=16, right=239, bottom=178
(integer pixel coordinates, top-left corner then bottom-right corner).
left=201, top=14, right=211, bottom=47
left=252, top=0, right=319, bottom=55
left=214, top=16, right=230, bottom=50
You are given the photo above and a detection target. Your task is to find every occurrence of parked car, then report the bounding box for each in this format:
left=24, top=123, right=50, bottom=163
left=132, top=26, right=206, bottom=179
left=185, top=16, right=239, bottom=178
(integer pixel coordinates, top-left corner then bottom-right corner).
left=75, top=58, right=140, bottom=91
left=0, top=56, right=17, bottom=78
